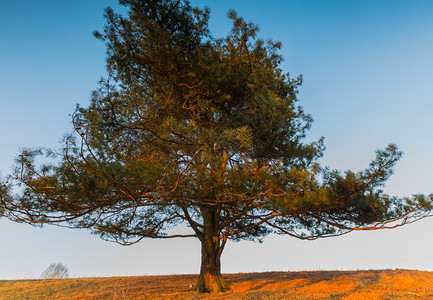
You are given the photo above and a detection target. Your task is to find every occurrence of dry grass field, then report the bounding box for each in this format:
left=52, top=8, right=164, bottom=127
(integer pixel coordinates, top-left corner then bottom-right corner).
left=1, top=269, right=433, bottom=299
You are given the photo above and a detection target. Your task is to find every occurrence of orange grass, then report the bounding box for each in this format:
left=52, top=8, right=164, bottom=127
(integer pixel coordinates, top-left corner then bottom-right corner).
left=1, top=269, right=433, bottom=299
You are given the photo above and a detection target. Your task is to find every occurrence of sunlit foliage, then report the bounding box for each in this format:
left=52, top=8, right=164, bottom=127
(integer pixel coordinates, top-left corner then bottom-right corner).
left=2, top=0, right=432, bottom=293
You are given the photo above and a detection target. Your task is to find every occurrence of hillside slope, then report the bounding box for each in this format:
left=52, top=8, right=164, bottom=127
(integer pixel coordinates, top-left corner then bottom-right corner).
left=1, top=269, right=432, bottom=299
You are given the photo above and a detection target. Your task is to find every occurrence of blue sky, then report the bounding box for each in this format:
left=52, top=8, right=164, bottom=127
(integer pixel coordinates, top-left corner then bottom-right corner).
left=1, top=0, right=433, bottom=279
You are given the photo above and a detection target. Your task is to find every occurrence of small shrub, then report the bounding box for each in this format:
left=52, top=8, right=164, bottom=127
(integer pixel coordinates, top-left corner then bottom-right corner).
left=41, top=263, right=69, bottom=279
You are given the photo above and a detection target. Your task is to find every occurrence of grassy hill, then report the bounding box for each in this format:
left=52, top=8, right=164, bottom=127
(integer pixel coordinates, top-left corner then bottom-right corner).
left=1, top=269, right=432, bottom=299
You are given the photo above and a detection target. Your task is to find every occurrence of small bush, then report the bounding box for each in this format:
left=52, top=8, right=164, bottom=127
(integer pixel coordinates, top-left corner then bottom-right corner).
left=41, top=263, right=69, bottom=279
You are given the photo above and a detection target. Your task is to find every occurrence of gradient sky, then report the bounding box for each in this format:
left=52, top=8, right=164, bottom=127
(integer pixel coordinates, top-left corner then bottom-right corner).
left=1, top=0, right=433, bottom=279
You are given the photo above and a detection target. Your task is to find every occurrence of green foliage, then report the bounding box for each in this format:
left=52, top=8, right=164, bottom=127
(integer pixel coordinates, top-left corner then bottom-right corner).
left=1, top=0, right=432, bottom=292
left=0, top=176, right=11, bottom=216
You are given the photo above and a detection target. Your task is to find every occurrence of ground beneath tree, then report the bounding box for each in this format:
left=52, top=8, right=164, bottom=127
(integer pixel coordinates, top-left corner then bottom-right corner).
left=1, top=269, right=432, bottom=299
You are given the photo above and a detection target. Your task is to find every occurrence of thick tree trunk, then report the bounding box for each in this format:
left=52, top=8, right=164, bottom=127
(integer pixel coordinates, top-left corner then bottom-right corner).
left=194, top=208, right=228, bottom=293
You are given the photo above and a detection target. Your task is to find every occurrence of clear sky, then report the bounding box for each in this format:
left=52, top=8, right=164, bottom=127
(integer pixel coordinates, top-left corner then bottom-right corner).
left=1, top=0, right=433, bottom=279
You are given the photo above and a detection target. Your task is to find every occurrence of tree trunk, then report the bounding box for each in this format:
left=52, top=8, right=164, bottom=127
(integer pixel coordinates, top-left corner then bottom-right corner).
left=194, top=208, right=228, bottom=293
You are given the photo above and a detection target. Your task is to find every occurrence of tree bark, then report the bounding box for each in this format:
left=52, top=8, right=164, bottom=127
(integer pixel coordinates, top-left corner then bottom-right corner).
left=194, top=208, right=229, bottom=293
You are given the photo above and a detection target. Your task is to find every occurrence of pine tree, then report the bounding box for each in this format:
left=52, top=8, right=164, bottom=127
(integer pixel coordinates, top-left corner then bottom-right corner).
left=2, top=0, right=432, bottom=293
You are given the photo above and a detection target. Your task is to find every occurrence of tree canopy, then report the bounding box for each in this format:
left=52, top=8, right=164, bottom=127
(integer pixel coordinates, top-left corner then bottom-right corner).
left=0, top=178, right=10, bottom=215
left=2, top=0, right=432, bottom=293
